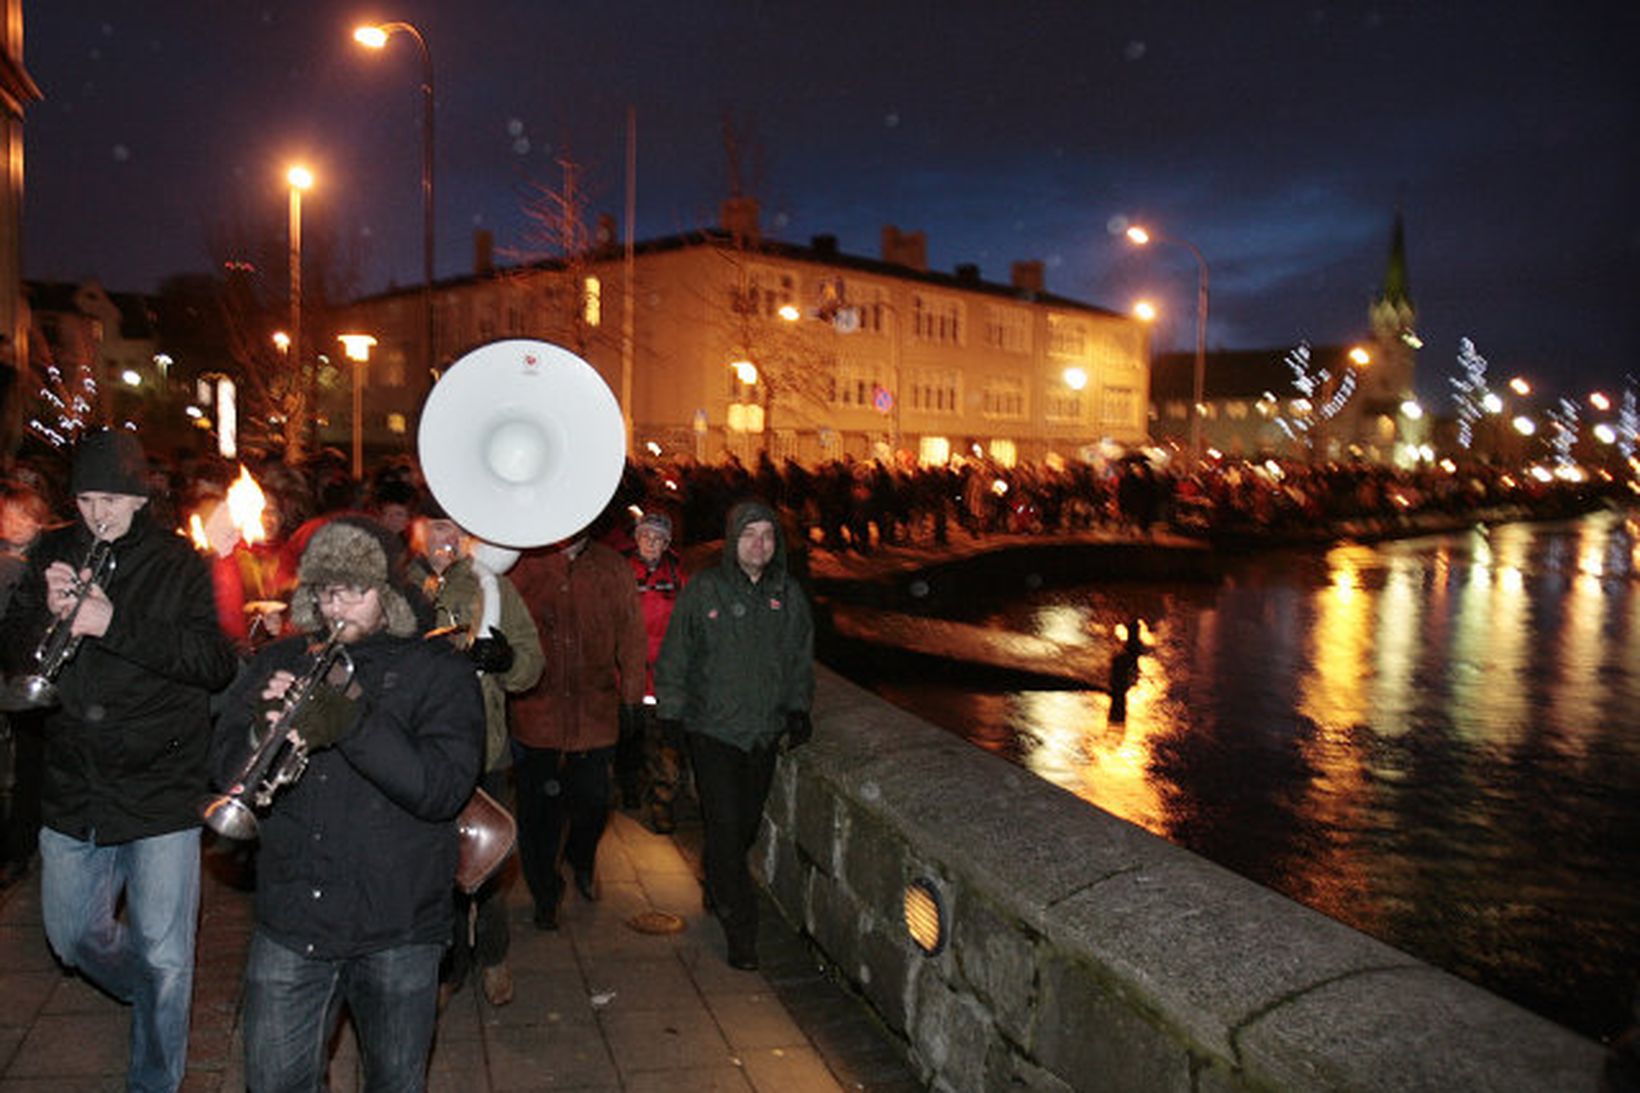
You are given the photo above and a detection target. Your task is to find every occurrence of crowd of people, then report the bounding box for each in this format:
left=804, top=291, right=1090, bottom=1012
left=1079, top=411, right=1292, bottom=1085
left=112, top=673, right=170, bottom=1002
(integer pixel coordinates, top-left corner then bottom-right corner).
left=0, top=432, right=814, bottom=1092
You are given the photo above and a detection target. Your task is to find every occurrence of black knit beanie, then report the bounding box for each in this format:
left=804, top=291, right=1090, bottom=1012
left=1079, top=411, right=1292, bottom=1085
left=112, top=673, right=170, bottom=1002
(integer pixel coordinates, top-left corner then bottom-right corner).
left=71, top=430, right=149, bottom=497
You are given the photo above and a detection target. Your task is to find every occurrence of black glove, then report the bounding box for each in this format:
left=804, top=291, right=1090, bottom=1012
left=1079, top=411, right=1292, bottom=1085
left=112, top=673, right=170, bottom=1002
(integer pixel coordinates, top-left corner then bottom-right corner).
left=285, top=683, right=363, bottom=750
left=784, top=709, right=813, bottom=748
left=619, top=703, right=644, bottom=740
left=468, top=626, right=514, bottom=674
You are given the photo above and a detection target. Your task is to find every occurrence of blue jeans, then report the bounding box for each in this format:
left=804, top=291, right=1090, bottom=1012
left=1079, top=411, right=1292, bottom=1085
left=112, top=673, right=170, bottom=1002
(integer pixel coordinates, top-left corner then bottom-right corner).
left=39, top=825, right=201, bottom=1093
left=243, top=930, right=443, bottom=1093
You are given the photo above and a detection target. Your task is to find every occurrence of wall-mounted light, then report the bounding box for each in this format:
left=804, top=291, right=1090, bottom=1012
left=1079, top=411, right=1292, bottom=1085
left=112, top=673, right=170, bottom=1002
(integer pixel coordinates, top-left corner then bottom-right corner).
left=903, top=878, right=948, bottom=956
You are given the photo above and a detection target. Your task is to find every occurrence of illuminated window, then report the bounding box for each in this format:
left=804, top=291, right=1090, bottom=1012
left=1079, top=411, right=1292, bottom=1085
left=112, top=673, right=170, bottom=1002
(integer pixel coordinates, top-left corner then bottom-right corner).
left=918, top=436, right=951, bottom=466
left=386, top=414, right=408, bottom=435
left=988, top=438, right=1017, bottom=467
left=583, top=277, right=601, bottom=326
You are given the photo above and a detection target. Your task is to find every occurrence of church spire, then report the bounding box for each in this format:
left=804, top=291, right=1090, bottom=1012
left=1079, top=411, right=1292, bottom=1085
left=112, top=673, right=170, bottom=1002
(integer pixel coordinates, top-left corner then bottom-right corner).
left=1379, top=208, right=1412, bottom=309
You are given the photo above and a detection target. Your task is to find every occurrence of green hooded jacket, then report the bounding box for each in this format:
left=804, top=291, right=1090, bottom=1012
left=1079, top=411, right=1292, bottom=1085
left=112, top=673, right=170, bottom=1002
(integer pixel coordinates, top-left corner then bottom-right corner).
left=654, top=501, right=814, bottom=751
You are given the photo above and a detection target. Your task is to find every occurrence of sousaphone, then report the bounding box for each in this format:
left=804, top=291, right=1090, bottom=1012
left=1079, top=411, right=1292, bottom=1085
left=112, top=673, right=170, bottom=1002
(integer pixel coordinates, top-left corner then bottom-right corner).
left=418, top=338, right=626, bottom=890
left=418, top=338, right=627, bottom=550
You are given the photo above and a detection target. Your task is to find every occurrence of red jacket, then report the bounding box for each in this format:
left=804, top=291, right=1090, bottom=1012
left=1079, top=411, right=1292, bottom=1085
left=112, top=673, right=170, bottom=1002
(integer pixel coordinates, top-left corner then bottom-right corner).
left=625, top=547, right=686, bottom=696
left=509, top=539, right=646, bottom=751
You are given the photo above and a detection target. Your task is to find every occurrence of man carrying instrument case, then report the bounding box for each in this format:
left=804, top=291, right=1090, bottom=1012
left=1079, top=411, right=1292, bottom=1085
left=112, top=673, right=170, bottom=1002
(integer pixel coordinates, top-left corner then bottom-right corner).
left=211, top=516, right=483, bottom=1091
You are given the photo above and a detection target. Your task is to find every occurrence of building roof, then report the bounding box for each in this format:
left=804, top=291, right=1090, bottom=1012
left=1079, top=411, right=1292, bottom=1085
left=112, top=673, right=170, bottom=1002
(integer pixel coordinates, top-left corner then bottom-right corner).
left=24, top=280, right=157, bottom=340
left=354, top=227, right=1121, bottom=319
left=1152, top=345, right=1350, bottom=402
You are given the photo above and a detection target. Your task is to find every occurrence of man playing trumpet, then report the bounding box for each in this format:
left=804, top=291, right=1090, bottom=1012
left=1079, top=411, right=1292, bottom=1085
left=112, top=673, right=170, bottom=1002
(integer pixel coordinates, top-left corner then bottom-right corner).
left=213, top=516, right=484, bottom=1092
left=0, top=429, right=238, bottom=1093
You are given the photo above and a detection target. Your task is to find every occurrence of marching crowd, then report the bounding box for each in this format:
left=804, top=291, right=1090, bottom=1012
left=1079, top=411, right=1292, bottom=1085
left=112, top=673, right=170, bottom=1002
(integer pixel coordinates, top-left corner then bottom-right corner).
left=0, top=431, right=813, bottom=1093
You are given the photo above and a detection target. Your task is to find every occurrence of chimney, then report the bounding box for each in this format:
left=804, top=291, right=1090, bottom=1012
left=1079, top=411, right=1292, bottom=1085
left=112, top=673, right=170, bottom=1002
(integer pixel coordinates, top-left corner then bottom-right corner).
left=955, top=263, right=980, bottom=285
left=880, top=225, right=928, bottom=271
left=474, top=228, right=494, bottom=276
left=595, top=213, right=618, bottom=251
left=1010, top=260, right=1045, bottom=294
left=720, top=196, right=761, bottom=245
left=811, top=234, right=839, bottom=258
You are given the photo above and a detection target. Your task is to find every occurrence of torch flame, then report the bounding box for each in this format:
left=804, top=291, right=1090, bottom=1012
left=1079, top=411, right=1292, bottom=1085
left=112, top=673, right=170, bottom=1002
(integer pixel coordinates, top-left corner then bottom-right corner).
left=226, top=465, right=267, bottom=546
left=188, top=513, right=211, bottom=552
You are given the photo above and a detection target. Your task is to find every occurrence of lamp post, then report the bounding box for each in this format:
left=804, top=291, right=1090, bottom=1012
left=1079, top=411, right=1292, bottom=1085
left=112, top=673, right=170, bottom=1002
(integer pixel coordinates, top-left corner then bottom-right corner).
left=338, top=335, right=378, bottom=478
left=1127, top=224, right=1209, bottom=462
left=354, top=22, right=436, bottom=382
left=287, top=165, right=314, bottom=455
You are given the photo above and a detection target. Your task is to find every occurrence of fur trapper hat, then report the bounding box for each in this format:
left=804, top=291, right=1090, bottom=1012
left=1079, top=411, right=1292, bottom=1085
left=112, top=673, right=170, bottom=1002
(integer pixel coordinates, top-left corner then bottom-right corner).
left=290, top=516, right=420, bottom=637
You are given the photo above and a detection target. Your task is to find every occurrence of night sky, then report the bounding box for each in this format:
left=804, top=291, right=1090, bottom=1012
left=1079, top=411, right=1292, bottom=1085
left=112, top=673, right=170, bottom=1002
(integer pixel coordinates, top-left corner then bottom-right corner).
left=20, top=1, right=1639, bottom=406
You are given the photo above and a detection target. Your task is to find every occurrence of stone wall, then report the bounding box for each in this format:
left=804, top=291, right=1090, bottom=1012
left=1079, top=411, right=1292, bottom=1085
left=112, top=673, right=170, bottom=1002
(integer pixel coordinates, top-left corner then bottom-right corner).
left=758, top=666, right=1604, bottom=1092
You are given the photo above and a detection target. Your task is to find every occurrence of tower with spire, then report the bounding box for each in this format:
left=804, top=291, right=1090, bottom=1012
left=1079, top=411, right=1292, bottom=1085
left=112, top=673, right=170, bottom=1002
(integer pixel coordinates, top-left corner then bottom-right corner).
left=1359, top=209, right=1422, bottom=459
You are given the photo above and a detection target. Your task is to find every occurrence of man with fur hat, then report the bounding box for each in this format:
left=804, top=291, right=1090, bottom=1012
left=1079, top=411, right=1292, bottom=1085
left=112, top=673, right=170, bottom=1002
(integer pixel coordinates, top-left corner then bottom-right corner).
left=654, top=500, right=814, bottom=970
left=408, top=496, right=543, bottom=1008
left=1, top=428, right=238, bottom=1093
left=213, top=516, right=484, bottom=1091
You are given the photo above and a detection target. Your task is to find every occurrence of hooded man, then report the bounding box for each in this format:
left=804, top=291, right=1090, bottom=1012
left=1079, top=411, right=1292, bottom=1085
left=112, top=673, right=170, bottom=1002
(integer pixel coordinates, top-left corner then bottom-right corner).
left=654, top=500, right=814, bottom=970
left=213, top=516, right=484, bottom=1091
left=0, top=429, right=238, bottom=1093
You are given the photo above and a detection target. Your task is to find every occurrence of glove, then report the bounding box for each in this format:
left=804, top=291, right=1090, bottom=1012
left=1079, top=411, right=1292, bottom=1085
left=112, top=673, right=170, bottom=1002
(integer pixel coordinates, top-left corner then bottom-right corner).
left=468, top=626, right=514, bottom=674
left=285, top=683, right=363, bottom=750
left=619, top=703, right=644, bottom=741
left=784, top=709, right=813, bottom=748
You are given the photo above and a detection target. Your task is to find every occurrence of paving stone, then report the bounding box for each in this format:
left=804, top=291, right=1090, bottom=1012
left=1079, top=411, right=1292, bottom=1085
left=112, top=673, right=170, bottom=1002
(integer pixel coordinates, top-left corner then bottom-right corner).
left=485, top=1017, right=617, bottom=1090
left=737, top=1044, right=845, bottom=1092
left=8, top=1012, right=127, bottom=1078
left=622, top=1063, right=755, bottom=1092
left=600, top=1006, right=735, bottom=1074
left=704, top=991, right=808, bottom=1051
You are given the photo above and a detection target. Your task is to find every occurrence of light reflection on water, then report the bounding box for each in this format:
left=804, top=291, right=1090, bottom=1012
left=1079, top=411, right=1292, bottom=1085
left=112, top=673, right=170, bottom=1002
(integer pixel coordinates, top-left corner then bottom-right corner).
left=866, top=510, right=1639, bottom=1040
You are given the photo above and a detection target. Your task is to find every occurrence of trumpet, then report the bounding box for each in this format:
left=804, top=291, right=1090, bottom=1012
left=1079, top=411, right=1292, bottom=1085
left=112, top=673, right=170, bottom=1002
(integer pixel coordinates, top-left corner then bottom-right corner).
left=0, top=531, right=117, bottom=711
left=200, top=622, right=355, bottom=841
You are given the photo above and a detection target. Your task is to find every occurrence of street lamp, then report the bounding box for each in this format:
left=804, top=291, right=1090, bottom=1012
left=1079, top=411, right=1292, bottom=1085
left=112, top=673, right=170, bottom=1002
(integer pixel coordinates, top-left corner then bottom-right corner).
left=354, top=21, right=436, bottom=381
left=287, top=165, right=313, bottom=453
left=1127, top=223, right=1209, bottom=462
left=338, top=334, right=378, bottom=478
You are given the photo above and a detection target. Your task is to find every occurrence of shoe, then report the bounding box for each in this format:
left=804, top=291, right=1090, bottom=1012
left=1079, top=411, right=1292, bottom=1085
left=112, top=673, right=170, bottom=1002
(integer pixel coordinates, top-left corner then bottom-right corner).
left=727, top=939, right=759, bottom=971
left=533, top=903, right=558, bottom=931
left=437, top=981, right=458, bottom=1012
left=573, top=868, right=598, bottom=902
left=481, top=964, right=514, bottom=1007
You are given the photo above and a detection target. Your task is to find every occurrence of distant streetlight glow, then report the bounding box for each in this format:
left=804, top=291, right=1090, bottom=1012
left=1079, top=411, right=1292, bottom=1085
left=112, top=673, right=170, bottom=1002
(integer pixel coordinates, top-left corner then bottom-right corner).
left=1348, top=346, right=1371, bottom=367
left=1062, top=366, right=1088, bottom=391
left=1589, top=391, right=1611, bottom=411
left=730, top=360, right=759, bottom=385
left=1513, top=415, right=1536, bottom=436
left=287, top=165, right=314, bottom=191
left=1132, top=300, right=1157, bottom=322
left=353, top=25, right=389, bottom=49
left=121, top=369, right=142, bottom=386
left=777, top=304, right=801, bottom=322
left=272, top=331, right=290, bottom=353
left=1510, top=376, right=1531, bottom=396
left=1125, top=226, right=1151, bottom=246
left=337, top=335, right=377, bottom=478
left=1400, top=400, right=1424, bottom=420
left=1594, top=423, right=1617, bottom=444
left=1483, top=392, right=1504, bottom=413
left=1125, top=220, right=1208, bottom=460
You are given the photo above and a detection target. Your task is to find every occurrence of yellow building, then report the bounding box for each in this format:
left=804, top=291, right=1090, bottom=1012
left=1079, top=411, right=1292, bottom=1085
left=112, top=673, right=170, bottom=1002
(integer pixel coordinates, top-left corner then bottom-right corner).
left=1, top=0, right=41, bottom=456
left=333, top=202, right=1150, bottom=469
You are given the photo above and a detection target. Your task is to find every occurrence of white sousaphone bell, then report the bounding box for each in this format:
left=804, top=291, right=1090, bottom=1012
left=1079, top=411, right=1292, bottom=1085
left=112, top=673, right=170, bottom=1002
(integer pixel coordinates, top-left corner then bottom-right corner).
left=417, top=338, right=627, bottom=550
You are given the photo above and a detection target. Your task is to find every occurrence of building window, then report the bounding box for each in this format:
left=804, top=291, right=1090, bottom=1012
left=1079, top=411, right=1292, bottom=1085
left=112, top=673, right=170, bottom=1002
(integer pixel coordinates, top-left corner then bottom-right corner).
left=981, top=375, right=1026, bottom=419
left=1101, top=386, right=1137, bottom=425
left=911, top=294, right=963, bottom=345
left=732, top=266, right=797, bottom=320
left=919, top=435, right=951, bottom=467
left=988, top=438, right=1017, bottom=468
left=830, top=359, right=883, bottom=409
left=583, top=277, right=601, bottom=327
left=1047, top=315, right=1088, bottom=357
left=909, top=368, right=959, bottom=414
left=1225, top=400, right=1249, bottom=420
left=1045, top=387, right=1084, bottom=422
left=983, top=306, right=1030, bottom=353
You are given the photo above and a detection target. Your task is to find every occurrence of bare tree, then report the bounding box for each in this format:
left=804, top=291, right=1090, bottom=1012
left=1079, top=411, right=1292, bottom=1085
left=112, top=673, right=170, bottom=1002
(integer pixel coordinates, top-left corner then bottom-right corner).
left=506, top=154, right=618, bottom=358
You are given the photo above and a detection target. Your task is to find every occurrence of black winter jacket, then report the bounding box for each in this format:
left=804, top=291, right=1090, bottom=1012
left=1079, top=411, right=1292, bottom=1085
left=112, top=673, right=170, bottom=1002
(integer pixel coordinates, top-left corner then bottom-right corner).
left=0, top=509, right=238, bottom=844
left=213, top=629, right=484, bottom=959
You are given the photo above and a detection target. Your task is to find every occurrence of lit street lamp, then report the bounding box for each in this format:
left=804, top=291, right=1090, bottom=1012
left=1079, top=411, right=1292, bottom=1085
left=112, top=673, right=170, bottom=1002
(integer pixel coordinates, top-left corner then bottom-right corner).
left=287, top=165, right=314, bottom=453
left=338, top=334, right=378, bottom=478
left=354, top=21, right=436, bottom=382
left=1127, top=223, right=1209, bottom=461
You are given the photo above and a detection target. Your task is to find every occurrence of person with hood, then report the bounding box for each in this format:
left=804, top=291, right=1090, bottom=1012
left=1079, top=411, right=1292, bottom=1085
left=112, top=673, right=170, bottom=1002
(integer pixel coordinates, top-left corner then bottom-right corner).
left=621, top=508, right=688, bottom=833
left=212, top=516, right=484, bottom=1091
left=654, top=500, right=814, bottom=970
left=408, top=497, right=543, bottom=1008
left=0, top=429, right=238, bottom=1093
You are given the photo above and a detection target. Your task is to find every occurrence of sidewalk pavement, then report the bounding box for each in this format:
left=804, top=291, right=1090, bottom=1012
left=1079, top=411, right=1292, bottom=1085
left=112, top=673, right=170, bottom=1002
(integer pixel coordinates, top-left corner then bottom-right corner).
left=0, top=810, right=920, bottom=1092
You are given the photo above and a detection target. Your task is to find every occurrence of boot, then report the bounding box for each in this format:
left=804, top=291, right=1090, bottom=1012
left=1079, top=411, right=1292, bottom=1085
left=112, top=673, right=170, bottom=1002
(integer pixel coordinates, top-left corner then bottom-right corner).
left=481, top=963, right=514, bottom=1007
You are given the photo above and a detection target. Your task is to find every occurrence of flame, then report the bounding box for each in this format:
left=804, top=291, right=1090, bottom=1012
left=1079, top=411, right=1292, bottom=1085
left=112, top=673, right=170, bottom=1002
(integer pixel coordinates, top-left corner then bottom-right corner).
left=226, top=465, right=267, bottom=545
left=188, top=513, right=211, bottom=552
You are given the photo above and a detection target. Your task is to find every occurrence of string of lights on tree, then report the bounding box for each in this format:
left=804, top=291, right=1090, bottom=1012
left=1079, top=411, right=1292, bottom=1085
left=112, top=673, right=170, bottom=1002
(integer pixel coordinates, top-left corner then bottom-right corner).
left=1546, top=397, right=1579, bottom=469
left=1273, top=340, right=1358, bottom=443
left=1618, top=382, right=1638, bottom=462
left=26, top=361, right=98, bottom=449
left=1449, top=337, right=1492, bottom=451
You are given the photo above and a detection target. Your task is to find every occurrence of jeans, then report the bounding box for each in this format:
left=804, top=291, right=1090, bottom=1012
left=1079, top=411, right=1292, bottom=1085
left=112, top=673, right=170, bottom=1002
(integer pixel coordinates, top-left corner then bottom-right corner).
left=243, top=930, right=443, bottom=1093
left=513, top=744, right=613, bottom=915
left=39, top=825, right=201, bottom=1093
left=685, top=732, right=778, bottom=946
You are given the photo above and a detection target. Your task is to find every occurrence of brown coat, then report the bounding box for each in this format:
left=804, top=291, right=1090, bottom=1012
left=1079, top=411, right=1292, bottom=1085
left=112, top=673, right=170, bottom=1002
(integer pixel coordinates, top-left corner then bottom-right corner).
left=508, top=539, right=647, bottom=751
